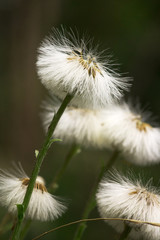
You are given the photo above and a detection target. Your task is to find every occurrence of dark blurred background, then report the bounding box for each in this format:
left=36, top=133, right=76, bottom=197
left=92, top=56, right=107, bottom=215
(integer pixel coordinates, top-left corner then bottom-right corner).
left=0, top=0, right=160, bottom=239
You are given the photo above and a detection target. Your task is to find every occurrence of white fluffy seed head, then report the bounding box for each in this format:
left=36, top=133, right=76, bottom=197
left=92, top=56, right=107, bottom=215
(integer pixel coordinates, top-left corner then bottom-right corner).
left=41, top=96, right=112, bottom=149
left=37, top=27, right=131, bottom=109
left=100, top=102, right=160, bottom=165
left=0, top=163, right=66, bottom=221
left=96, top=170, right=160, bottom=240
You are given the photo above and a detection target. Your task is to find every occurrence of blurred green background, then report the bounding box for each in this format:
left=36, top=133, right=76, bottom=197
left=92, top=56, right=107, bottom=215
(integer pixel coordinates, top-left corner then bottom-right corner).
left=0, top=0, right=160, bottom=239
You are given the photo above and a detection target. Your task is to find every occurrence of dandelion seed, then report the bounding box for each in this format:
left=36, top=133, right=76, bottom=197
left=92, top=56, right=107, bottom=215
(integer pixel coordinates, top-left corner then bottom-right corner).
left=96, top=170, right=160, bottom=240
left=100, top=102, right=160, bottom=165
left=0, top=163, right=66, bottom=221
left=37, top=28, right=130, bottom=108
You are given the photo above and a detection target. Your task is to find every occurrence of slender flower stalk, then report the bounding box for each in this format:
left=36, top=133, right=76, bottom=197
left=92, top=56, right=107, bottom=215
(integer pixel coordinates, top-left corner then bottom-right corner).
left=19, top=220, right=32, bottom=240
left=11, top=93, right=73, bottom=240
left=73, top=150, right=119, bottom=240
left=49, top=143, right=81, bottom=193
left=32, top=218, right=160, bottom=240
left=118, top=224, right=132, bottom=240
left=18, top=144, right=80, bottom=240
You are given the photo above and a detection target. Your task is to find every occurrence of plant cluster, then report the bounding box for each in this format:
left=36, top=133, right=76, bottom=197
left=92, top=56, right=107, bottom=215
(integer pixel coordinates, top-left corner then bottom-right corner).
left=0, top=27, right=160, bottom=240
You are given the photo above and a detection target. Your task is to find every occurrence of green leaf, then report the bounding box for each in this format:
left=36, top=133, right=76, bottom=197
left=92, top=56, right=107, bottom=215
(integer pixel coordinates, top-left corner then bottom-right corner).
left=17, top=204, right=24, bottom=221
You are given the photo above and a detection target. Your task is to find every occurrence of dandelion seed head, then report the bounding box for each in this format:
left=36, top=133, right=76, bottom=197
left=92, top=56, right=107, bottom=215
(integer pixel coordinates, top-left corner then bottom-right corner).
left=100, top=102, right=160, bottom=165
left=96, top=170, right=160, bottom=239
left=41, top=96, right=112, bottom=149
left=0, top=164, right=66, bottom=221
left=37, top=27, right=131, bottom=109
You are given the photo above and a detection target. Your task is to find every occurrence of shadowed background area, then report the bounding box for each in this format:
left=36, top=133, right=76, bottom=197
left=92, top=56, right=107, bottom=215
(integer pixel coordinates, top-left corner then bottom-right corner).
left=0, top=0, right=160, bottom=239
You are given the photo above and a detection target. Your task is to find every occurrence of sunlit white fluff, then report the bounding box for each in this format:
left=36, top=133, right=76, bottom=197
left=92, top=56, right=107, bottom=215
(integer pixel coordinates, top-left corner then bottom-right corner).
left=96, top=170, right=160, bottom=240
left=37, top=28, right=130, bottom=109
left=0, top=164, right=66, bottom=221
left=41, top=96, right=112, bottom=149
left=100, top=102, right=160, bottom=165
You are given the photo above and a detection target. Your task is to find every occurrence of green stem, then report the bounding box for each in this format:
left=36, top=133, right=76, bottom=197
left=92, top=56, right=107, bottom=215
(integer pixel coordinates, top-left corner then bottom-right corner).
left=20, top=220, right=32, bottom=240
left=11, top=93, right=73, bottom=240
left=73, top=150, right=119, bottom=240
left=118, top=224, right=132, bottom=240
left=18, top=144, right=80, bottom=240
left=49, top=143, right=81, bottom=193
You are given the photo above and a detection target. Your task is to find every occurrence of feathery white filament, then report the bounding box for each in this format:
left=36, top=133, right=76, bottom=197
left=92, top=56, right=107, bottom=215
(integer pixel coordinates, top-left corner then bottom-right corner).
left=41, top=96, right=112, bottom=149
left=96, top=170, right=160, bottom=240
left=37, top=28, right=130, bottom=108
left=100, top=102, right=160, bottom=165
left=0, top=163, right=66, bottom=221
